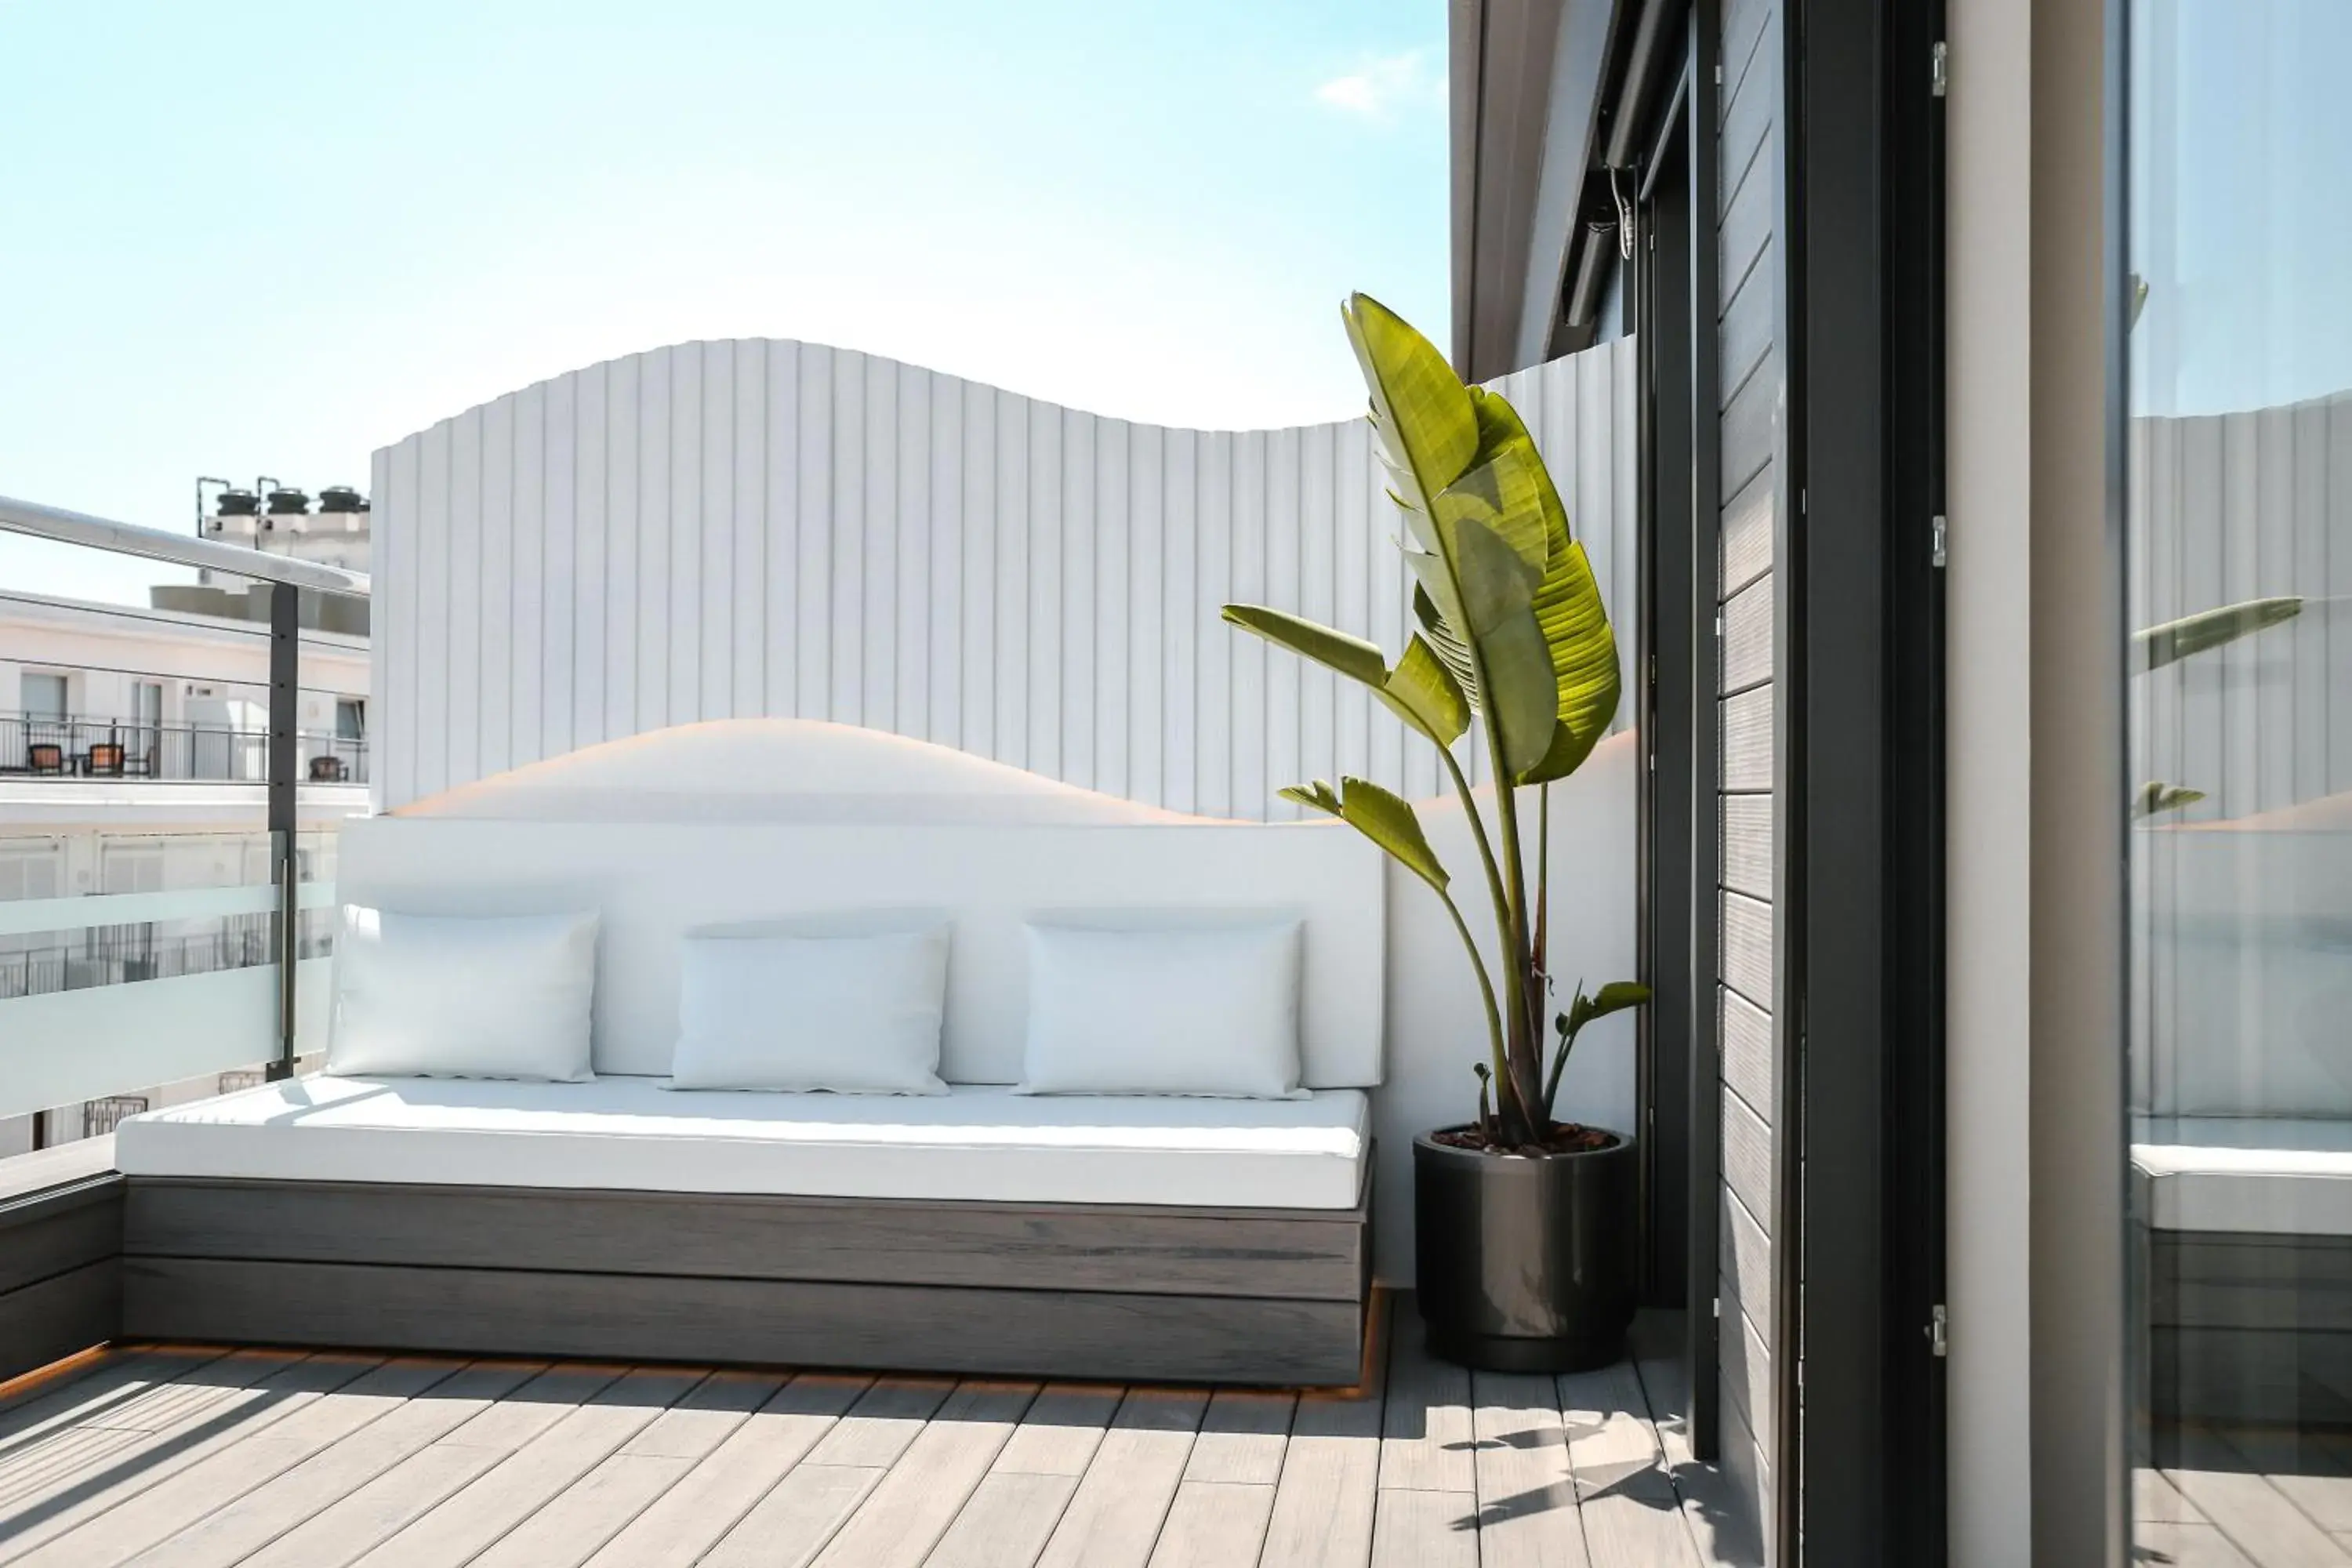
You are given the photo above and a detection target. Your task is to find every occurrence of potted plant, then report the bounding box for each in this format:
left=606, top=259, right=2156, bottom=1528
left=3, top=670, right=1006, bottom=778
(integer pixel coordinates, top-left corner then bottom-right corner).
left=1223, top=294, right=1648, bottom=1371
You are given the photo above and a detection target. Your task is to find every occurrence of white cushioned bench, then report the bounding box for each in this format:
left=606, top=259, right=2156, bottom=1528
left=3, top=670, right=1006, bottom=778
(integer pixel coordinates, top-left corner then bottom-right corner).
left=2133, top=1116, right=2352, bottom=1236
left=115, top=721, right=1388, bottom=1386
left=118, top=1076, right=1372, bottom=1210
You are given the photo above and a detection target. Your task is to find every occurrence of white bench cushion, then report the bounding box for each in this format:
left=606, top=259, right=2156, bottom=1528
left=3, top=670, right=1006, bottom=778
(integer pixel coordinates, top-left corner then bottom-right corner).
left=2133, top=1116, right=2352, bottom=1234
left=115, top=1075, right=1370, bottom=1211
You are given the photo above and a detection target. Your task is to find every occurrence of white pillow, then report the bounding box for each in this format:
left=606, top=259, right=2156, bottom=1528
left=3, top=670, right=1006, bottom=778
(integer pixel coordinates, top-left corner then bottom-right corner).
left=666, top=925, right=951, bottom=1094
left=328, top=906, right=598, bottom=1081
left=1017, top=920, right=1306, bottom=1098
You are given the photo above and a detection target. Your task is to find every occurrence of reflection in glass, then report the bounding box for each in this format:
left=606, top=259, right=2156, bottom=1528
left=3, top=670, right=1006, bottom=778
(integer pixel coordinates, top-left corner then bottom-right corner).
left=2127, top=1, right=2352, bottom=1556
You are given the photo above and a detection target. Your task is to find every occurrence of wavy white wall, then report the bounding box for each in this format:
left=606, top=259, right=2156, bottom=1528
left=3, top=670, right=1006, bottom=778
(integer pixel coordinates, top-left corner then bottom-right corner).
left=369, top=337, right=1639, bottom=814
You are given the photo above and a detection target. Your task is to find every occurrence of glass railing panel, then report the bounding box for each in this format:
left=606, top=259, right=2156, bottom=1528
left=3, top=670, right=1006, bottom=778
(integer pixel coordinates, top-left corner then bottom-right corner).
left=0, top=525, right=307, bottom=1161
left=294, top=588, right=371, bottom=1059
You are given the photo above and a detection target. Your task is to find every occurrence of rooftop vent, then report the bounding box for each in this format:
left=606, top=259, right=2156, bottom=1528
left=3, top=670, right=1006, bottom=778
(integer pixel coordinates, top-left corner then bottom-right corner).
left=214, top=488, right=259, bottom=517
left=317, top=485, right=367, bottom=514
left=265, top=488, right=310, bottom=516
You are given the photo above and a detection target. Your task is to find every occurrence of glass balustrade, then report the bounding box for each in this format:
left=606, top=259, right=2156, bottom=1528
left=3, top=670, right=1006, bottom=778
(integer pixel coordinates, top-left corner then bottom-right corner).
left=0, top=500, right=367, bottom=1163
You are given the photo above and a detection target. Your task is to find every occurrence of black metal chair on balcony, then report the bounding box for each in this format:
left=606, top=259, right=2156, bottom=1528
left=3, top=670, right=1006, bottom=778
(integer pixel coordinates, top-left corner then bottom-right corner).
left=85, top=742, right=125, bottom=777
left=308, top=754, right=349, bottom=782
left=27, top=743, right=65, bottom=775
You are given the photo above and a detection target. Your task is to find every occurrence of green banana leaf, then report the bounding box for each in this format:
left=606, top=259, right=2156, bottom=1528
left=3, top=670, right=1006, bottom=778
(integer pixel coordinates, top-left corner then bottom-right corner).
left=2133, top=597, right=2302, bottom=674
left=1282, top=775, right=1450, bottom=892
left=2133, top=781, right=2205, bottom=819
left=1472, top=390, right=1621, bottom=782
left=1223, top=605, right=1470, bottom=747
left=1345, top=294, right=1561, bottom=781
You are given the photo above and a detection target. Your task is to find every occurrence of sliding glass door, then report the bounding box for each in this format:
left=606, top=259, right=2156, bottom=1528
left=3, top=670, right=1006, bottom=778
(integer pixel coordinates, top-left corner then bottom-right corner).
left=2125, top=2, right=2352, bottom=1558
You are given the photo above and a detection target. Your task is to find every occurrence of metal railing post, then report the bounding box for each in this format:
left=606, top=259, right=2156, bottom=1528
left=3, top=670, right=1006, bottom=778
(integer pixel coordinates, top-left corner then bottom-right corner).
left=267, top=582, right=299, bottom=1080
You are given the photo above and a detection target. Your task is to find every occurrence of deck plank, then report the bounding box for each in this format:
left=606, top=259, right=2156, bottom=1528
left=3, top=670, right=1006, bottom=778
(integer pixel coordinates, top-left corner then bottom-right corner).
left=1378, top=1321, right=1474, bottom=1494
left=0, top=1298, right=1773, bottom=1567
left=1181, top=1389, right=1294, bottom=1484
left=1469, top=1369, right=1592, bottom=1568
left=0, top=1352, right=354, bottom=1563
left=2135, top=1520, right=2261, bottom=1566
left=807, top=1380, right=1036, bottom=1567
left=799, top=1376, right=956, bottom=1468
left=1261, top=1387, right=1381, bottom=1568
left=2215, top=1424, right=2352, bottom=1535
left=31, top=1357, right=459, bottom=1567
left=1033, top=1388, right=1207, bottom=1568
left=2140, top=1465, right=2210, bottom=1524
left=117, top=1361, right=543, bottom=1568
left=2165, top=1428, right=2352, bottom=1568
left=1561, top=1359, right=1702, bottom=1566
left=233, top=1367, right=630, bottom=1568
left=924, top=1472, right=1081, bottom=1568
left=472, top=1374, right=785, bottom=1568
left=0, top=1348, right=228, bottom=1453
left=1370, top=1486, right=1479, bottom=1568
left=991, top=1384, right=1123, bottom=1477
left=347, top=1366, right=706, bottom=1568
left=581, top=1374, right=869, bottom=1568
left=697, top=1464, right=880, bottom=1568
left=1635, top=1327, right=1763, bottom=1567
left=1147, top=1479, right=1277, bottom=1567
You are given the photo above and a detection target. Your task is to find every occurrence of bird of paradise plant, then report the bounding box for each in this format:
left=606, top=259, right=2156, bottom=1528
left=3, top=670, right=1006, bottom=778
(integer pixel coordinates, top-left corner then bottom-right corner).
left=1224, top=294, right=1645, bottom=1150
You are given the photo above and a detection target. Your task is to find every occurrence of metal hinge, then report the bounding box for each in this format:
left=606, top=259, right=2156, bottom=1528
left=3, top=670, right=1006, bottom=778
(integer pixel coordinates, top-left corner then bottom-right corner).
left=1931, top=513, right=1949, bottom=568
left=1931, top=41, right=1949, bottom=98
left=1712, top=1295, right=1722, bottom=1320
left=1714, top=63, right=1724, bottom=85
left=1927, top=1303, right=1949, bottom=1357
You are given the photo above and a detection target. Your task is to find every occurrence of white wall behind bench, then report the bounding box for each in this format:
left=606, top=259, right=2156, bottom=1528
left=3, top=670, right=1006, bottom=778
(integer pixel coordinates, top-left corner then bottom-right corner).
left=368, top=337, right=1637, bottom=818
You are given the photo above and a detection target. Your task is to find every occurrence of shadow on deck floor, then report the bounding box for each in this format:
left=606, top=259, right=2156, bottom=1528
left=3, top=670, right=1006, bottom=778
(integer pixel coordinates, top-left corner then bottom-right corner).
left=0, top=1294, right=1761, bottom=1566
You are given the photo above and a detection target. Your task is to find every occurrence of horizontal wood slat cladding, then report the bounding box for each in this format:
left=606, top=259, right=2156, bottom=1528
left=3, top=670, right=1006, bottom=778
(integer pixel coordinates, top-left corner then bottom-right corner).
left=1719, top=249, right=1777, bottom=412
left=0, top=1259, right=119, bottom=1385
left=0, top=1174, right=122, bottom=1383
left=1722, top=1187, right=1773, bottom=1337
left=1721, top=988, right=1777, bottom=1127
left=122, top=1179, right=1367, bottom=1303
left=1721, top=376, right=1777, bottom=499
left=1720, top=575, right=1774, bottom=695
left=1720, top=466, right=1775, bottom=598
left=2147, top=1231, right=2352, bottom=1333
left=1720, top=891, right=1774, bottom=1008
left=1712, top=0, right=1781, bottom=1540
left=1719, top=23, right=1780, bottom=220
left=1720, top=796, right=1773, bottom=899
left=372, top=339, right=1641, bottom=815
left=1719, top=1287, right=1773, bottom=1443
left=1721, top=1088, right=1773, bottom=1229
left=0, top=1177, right=120, bottom=1297
left=122, top=1257, right=1366, bottom=1388
left=1721, top=686, right=1774, bottom=790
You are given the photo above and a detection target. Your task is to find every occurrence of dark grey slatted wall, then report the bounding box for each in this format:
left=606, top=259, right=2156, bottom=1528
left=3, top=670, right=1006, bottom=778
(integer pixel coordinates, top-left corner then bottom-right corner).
left=1715, top=0, right=1780, bottom=1537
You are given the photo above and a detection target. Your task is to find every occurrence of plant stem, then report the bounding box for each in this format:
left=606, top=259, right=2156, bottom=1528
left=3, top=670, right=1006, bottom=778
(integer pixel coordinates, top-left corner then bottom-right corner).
left=1436, top=743, right=1511, bottom=959
left=1436, top=888, right=1509, bottom=1098
left=1486, top=773, right=1541, bottom=1139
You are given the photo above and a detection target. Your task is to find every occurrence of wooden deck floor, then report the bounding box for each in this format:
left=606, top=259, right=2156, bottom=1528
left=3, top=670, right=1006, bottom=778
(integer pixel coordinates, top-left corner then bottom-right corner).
left=2140, top=1424, right=2352, bottom=1566
left=0, top=1297, right=1758, bottom=1567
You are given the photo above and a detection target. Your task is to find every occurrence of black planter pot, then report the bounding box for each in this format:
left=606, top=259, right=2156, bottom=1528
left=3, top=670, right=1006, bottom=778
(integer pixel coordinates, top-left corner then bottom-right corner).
left=1412, top=1127, right=1639, bottom=1372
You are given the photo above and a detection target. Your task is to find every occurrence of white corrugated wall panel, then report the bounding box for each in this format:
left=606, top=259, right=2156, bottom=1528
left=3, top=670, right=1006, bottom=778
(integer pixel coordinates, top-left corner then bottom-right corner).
left=372, top=337, right=1642, bottom=817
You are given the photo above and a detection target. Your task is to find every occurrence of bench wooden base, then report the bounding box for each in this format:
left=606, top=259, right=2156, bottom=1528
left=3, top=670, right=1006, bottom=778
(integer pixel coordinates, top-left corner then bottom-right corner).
left=122, top=1171, right=1373, bottom=1388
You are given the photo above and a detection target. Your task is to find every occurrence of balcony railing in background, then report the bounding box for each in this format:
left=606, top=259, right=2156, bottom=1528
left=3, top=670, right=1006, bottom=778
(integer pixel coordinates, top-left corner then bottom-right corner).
left=0, top=713, right=368, bottom=785
left=0, top=493, right=369, bottom=1145
left=0, top=906, right=336, bottom=1000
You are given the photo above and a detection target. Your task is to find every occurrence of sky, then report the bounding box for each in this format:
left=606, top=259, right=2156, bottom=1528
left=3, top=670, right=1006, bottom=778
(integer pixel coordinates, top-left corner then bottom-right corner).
left=2129, top=0, right=2352, bottom=418
left=0, top=0, right=1449, bottom=605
